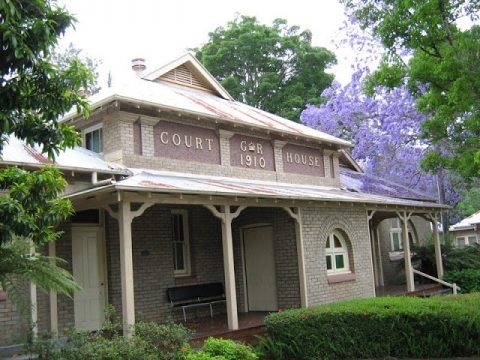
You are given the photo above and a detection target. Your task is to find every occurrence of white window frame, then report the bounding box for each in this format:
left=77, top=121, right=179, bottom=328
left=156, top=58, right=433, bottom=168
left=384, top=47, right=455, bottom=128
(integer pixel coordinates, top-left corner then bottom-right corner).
left=467, top=235, right=478, bottom=246
left=390, top=220, right=415, bottom=252
left=456, top=236, right=466, bottom=248
left=82, top=123, right=103, bottom=154
left=326, top=230, right=350, bottom=275
left=171, top=209, right=191, bottom=277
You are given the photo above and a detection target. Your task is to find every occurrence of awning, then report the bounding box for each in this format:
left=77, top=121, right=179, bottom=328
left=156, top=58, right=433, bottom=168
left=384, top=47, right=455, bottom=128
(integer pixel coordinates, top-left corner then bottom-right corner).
left=66, top=169, right=447, bottom=210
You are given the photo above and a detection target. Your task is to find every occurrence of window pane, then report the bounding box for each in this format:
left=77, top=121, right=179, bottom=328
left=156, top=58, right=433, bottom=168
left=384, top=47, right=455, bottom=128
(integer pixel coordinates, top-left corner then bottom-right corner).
left=178, top=214, right=184, bottom=241
left=175, top=242, right=184, bottom=270
left=93, top=130, right=100, bottom=153
left=468, top=236, right=477, bottom=245
left=335, top=254, right=345, bottom=269
left=85, top=132, right=92, bottom=151
left=457, top=238, right=466, bottom=248
left=172, top=215, right=179, bottom=241
left=326, top=255, right=332, bottom=270
left=333, top=235, right=342, bottom=248
left=392, top=232, right=401, bottom=251
left=85, top=129, right=102, bottom=153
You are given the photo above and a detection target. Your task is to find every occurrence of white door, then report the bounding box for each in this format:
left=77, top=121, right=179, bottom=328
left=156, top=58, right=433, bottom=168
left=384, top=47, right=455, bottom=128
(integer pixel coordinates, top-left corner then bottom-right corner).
left=243, top=226, right=277, bottom=311
left=72, top=227, right=106, bottom=330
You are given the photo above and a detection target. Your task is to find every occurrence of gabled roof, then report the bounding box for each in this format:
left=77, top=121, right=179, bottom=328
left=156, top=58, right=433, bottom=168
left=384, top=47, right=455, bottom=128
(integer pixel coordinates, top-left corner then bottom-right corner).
left=63, top=77, right=352, bottom=148
left=339, top=149, right=363, bottom=173
left=450, top=210, right=480, bottom=232
left=143, top=53, right=234, bottom=101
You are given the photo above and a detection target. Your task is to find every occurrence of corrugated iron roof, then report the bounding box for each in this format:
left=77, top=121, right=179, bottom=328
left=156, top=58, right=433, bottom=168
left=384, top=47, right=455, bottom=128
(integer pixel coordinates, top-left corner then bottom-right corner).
left=340, top=168, right=436, bottom=202
left=0, top=136, right=129, bottom=175
left=63, top=75, right=352, bottom=148
left=450, top=210, right=480, bottom=231
left=71, top=168, right=444, bottom=208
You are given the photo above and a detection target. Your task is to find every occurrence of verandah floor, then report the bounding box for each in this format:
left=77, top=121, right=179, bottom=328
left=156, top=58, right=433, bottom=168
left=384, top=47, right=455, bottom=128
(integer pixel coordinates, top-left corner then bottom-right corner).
left=375, top=282, right=443, bottom=297
left=186, top=311, right=269, bottom=347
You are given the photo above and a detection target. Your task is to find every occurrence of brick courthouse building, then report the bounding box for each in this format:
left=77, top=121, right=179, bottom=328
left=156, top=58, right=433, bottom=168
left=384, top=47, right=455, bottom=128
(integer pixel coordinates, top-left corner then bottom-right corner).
left=0, top=54, right=448, bottom=344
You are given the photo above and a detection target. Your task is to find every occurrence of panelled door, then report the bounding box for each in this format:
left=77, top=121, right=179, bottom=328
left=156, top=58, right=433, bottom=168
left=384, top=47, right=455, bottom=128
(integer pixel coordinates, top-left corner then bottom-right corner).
left=243, top=225, right=278, bottom=311
left=72, top=227, right=106, bottom=330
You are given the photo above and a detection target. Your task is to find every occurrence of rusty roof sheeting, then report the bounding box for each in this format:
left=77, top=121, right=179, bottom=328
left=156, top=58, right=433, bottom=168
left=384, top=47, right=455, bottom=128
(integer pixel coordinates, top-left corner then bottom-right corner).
left=63, top=77, right=351, bottom=147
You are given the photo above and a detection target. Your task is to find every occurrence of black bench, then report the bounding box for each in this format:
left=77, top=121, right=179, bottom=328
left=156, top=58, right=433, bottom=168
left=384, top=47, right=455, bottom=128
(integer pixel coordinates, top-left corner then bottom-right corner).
left=167, top=282, right=226, bottom=322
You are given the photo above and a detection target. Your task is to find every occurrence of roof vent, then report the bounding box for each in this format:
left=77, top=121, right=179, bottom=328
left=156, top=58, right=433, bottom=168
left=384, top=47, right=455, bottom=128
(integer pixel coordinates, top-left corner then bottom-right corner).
left=131, top=58, right=146, bottom=76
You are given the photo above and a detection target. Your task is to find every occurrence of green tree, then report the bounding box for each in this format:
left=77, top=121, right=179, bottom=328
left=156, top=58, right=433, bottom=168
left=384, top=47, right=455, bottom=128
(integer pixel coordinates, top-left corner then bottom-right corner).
left=341, top=0, right=480, bottom=182
left=194, top=15, right=337, bottom=121
left=53, top=42, right=102, bottom=95
left=0, top=0, right=92, bottom=305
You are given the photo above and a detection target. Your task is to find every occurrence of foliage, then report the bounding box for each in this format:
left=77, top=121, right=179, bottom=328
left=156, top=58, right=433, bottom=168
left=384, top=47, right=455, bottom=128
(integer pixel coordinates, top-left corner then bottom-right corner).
left=0, top=0, right=92, bottom=305
left=135, top=321, right=192, bottom=356
left=0, top=0, right=92, bottom=157
left=52, top=43, right=102, bottom=95
left=181, top=338, right=257, bottom=360
left=444, top=243, right=480, bottom=271
left=444, top=269, right=480, bottom=293
left=339, top=0, right=480, bottom=182
left=0, top=167, right=79, bottom=306
left=455, top=187, right=480, bottom=220
left=194, top=15, right=337, bottom=121
left=25, top=306, right=192, bottom=360
left=413, top=241, right=480, bottom=276
left=300, top=67, right=464, bottom=225
left=263, top=294, right=480, bottom=359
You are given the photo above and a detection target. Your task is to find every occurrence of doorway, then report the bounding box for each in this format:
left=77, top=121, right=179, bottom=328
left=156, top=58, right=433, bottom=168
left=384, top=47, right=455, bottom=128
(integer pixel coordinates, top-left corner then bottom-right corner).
left=242, top=225, right=277, bottom=311
left=72, top=227, right=106, bottom=330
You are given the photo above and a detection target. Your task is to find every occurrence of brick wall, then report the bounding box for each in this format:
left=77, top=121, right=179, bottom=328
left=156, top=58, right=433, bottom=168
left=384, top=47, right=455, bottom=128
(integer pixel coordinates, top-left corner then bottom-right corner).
left=301, top=207, right=375, bottom=305
left=105, top=204, right=224, bottom=323
left=0, top=290, right=29, bottom=346
left=104, top=205, right=299, bottom=323
left=98, top=109, right=341, bottom=188
left=232, top=207, right=300, bottom=312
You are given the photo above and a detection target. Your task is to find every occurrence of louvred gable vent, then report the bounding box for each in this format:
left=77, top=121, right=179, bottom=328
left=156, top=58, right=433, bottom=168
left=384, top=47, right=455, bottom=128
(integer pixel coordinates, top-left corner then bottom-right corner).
left=160, top=64, right=212, bottom=91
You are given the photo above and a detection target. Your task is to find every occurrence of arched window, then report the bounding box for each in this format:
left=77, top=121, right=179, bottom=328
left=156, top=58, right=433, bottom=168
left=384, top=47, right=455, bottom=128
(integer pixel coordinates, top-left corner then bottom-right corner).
left=326, top=230, right=350, bottom=274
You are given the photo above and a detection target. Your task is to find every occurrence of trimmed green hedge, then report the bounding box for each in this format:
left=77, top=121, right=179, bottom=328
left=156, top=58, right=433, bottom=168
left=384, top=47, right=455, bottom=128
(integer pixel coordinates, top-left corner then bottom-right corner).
left=444, top=269, right=480, bottom=293
left=263, top=294, right=480, bottom=359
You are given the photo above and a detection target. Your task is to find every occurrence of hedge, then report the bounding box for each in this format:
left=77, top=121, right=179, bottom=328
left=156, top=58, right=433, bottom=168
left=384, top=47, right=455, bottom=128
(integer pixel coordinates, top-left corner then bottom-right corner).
left=444, top=269, right=480, bottom=293
left=263, top=294, right=480, bottom=359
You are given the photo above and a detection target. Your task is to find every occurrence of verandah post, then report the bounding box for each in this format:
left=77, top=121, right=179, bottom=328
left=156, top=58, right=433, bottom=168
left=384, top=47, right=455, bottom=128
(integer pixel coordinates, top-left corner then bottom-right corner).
left=432, top=213, right=444, bottom=279
left=118, top=201, right=135, bottom=337
left=221, top=205, right=239, bottom=330
left=400, top=212, right=415, bottom=292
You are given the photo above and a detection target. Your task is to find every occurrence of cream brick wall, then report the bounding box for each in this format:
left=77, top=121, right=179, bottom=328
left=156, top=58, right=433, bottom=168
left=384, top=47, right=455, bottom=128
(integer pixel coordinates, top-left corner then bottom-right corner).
left=301, top=207, right=375, bottom=305
left=97, top=108, right=342, bottom=187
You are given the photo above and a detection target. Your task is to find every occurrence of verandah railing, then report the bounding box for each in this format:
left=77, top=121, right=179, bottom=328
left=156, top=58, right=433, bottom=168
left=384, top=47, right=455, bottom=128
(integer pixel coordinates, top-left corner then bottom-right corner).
left=413, top=268, right=460, bottom=295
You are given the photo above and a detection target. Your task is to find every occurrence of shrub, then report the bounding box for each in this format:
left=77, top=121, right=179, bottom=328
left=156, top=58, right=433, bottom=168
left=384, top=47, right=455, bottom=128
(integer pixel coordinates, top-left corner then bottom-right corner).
left=444, top=269, right=480, bottom=293
left=413, top=241, right=480, bottom=276
left=25, top=306, right=192, bottom=359
left=181, top=338, right=257, bottom=360
left=262, top=294, right=480, bottom=359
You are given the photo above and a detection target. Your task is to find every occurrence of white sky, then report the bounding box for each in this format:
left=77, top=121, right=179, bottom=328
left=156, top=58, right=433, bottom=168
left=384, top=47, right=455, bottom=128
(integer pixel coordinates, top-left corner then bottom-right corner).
left=58, top=0, right=358, bottom=89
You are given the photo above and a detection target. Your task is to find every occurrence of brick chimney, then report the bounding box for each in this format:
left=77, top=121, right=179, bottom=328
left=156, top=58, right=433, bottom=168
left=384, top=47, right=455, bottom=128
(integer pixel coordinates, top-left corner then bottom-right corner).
left=131, top=58, right=146, bottom=76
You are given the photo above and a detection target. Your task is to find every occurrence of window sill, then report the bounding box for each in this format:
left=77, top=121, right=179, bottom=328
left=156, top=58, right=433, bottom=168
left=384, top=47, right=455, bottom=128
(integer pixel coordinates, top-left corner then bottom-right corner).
left=327, top=273, right=356, bottom=284
left=389, top=251, right=404, bottom=261
left=175, top=276, right=197, bottom=285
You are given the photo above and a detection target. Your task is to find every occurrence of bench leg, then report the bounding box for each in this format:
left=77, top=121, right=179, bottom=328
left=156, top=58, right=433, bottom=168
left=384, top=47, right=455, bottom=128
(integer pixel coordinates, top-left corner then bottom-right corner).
left=183, top=307, right=187, bottom=323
